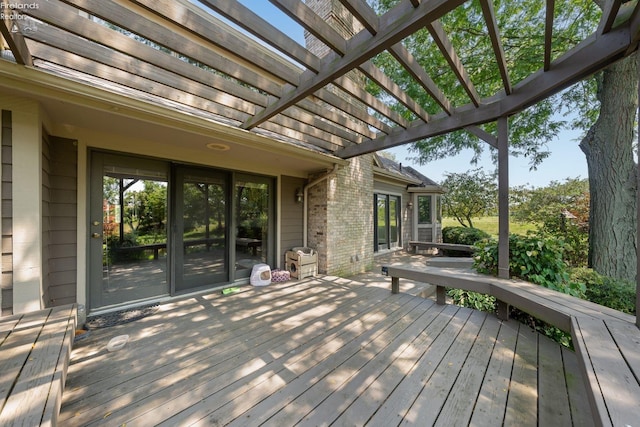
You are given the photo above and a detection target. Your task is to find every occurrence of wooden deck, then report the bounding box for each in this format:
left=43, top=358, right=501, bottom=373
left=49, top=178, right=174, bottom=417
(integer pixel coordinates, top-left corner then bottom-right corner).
left=61, top=273, right=595, bottom=426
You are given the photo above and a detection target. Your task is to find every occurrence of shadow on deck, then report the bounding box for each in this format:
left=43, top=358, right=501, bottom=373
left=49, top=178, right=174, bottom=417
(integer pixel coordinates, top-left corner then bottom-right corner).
left=61, top=253, right=594, bottom=426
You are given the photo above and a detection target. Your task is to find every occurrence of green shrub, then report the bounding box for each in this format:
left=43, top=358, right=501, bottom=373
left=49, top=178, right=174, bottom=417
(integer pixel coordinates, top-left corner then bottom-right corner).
left=442, top=226, right=491, bottom=245
left=474, top=233, right=585, bottom=298
left=447, top=289, right=496, bottom=312
left=537, top=215, right=588, bottom=268
left=473, top=233, right=583, bottom=347
left=570, top=268, right=636, bottom=314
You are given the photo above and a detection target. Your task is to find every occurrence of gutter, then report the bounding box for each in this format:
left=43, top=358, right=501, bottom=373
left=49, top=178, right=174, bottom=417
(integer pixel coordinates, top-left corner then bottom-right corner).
left=303, top=164, right=341, bottom=248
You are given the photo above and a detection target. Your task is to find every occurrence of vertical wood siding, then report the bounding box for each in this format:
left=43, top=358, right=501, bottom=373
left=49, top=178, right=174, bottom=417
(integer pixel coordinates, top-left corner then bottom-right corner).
left=1, top=111, right=13, bottom=315
left=44, top=136, right=77, bottom=307
left=280, top=176, right=305, bottom=262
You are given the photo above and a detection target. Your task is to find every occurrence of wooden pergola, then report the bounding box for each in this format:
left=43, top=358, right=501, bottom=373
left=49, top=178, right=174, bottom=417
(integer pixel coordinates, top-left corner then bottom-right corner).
left=1, top=0, right=640, bottom=324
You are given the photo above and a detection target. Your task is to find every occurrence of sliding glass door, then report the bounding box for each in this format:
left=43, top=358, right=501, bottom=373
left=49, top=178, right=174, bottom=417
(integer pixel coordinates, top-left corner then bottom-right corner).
left=234, top=174, right=274, bottom=277
left=89, top=152, right=170, bottom=309
left=174, top=167, right=229, bottom=292
left=89, top=152, right=276, bottom=310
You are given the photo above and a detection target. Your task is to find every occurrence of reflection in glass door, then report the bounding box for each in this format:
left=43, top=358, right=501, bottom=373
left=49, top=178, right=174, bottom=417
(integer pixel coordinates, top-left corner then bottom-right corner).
left=375, top=193, right=401, bottom=251
left=376, top=195, right=388, bottom=250
left=175, top=168, right=229, bottom=292
left=90, top=153, right=170, bottom=309
left=234, top=174, right=273, bottom=276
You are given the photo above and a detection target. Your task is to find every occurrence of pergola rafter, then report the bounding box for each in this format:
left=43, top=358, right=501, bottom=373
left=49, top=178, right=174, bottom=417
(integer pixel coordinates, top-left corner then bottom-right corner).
left=0, top=0, right=635, bottom=163
left=0, top=17, right=32, bottom=66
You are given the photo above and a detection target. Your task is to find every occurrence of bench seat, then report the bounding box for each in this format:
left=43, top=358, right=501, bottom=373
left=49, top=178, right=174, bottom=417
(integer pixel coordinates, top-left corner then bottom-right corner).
left=408, top=241, right=475, bottom=254
left=383, top=265, right=639, bottom=427
left=0, top=304, right=76, bottom=426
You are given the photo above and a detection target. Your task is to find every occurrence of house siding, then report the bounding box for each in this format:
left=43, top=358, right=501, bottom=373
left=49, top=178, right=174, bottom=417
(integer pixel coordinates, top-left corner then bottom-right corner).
left=44, top=136, right=78, bottom=307
left=1, top=110, right=12, bottom=315
left=280, top=175, right=305, bottom=262
left=42, top=131, right=51, bottom=307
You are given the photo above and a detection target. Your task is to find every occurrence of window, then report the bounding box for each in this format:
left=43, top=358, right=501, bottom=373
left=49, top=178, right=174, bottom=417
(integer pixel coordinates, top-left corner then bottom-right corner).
left=417, top=195, right=432, bottom=224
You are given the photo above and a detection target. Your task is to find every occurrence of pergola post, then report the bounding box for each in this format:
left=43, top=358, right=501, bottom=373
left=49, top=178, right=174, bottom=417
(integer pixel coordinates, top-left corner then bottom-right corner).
left=498, top=116, right=510, bottom=280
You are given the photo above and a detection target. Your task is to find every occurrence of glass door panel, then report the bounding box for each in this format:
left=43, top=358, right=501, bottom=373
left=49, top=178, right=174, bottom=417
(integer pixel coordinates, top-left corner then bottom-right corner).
left=389, top=196, right=399, bottom=247
left=234, top=175, right=273, bottom=276
left=377, top=196, right=388, bottom=250
left=175, top=168, right=229, bottom=292
left=90, top=153, right=170, bottom=310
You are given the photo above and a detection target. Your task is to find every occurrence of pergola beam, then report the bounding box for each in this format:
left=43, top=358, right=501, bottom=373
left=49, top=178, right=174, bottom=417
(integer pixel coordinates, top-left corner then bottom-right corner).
left=271, top=0, right=440, bottom=128
left=358, top=60, right=431, bottom=123
left=465, top=126, right=497, bottom=149
left=543, top=0, right=555, bottom=72
left=43, top=0, right=378, bottom=146
left=337, top=0, right=451, bottom=119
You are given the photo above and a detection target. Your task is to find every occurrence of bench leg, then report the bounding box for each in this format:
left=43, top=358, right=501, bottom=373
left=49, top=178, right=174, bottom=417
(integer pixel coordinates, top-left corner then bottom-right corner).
left=391, top=277, right=400, bottom=294
left=436, top=286, right=446, bottom=305
left=497, top=300, right=510, bottom=321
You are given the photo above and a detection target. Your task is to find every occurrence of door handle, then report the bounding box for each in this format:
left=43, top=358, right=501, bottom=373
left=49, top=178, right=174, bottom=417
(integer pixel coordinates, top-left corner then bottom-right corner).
left=91, top=233, right=102, bottom=239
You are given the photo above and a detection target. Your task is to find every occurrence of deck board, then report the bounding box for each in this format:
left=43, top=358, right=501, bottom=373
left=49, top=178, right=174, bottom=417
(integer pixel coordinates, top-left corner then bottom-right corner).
left=432, top=313, right=502, bottom=426
left=538, top=333, right=572, bottom=426
left=504, top=326, right=538, bottom=427
left=468, top=320, right=519, bottom=426
left=61, top=274, right=595, bottom=426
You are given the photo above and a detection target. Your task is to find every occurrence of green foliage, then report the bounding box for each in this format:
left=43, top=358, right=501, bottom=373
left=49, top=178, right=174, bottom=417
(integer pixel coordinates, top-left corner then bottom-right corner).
left=570, top=268, right=636, bottom=314
left=474, top=233, right=585, bottom=298
left=511, top=178, right=589, bottom=224
left=447, top=289, right=496, bottom=313
left=373, top=0, right=600, bottom=168
left=442, top=226, right=490, bottom=245
left=473, top=233, right=587, bottom=347
left=441, top=169, right=497, bottom=228
left=511, top=178, right=589, bottom=267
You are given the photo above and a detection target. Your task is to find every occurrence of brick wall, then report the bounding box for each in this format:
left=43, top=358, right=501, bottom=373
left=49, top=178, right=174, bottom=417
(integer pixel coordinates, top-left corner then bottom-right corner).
left=308, top=155, right=374, bottom=276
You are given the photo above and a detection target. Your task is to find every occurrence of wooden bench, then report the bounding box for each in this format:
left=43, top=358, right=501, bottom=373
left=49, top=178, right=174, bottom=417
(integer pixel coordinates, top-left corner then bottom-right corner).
left=0, top=304, right=76, bottom=426
left=408, top=241, right=474, bottom=254
left=382, top=265, right=639, bottom=427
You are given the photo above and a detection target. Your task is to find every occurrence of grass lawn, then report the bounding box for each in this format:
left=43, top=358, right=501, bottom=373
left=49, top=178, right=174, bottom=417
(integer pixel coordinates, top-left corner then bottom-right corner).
left=442, top=216, right=537, bottom=237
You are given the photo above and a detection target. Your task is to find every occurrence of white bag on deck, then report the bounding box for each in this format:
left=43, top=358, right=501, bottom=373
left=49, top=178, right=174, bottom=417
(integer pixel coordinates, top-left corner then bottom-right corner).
left=250, top=264, right=271, bottom=286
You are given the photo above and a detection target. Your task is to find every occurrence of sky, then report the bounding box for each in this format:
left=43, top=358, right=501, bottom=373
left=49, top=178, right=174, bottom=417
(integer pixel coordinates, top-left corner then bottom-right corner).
left=234, top=1, right=589, bottom=188
left=384, top=126, right=588, bottom=188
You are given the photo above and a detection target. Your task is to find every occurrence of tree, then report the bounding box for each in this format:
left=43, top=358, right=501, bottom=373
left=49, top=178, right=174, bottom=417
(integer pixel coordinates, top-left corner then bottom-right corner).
left=373, top=0, right=637, bottom=281
left=441, top=169, right=497, bottom=228
left=579, top=52, right=637, bottom=281
left=511, top=178, right=589, bottom=225
left=511, top=178, right=590, bottom=267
